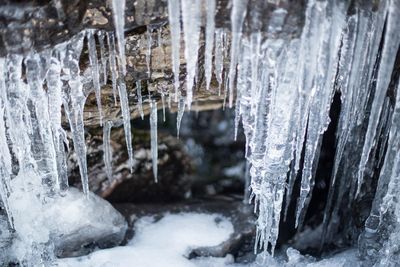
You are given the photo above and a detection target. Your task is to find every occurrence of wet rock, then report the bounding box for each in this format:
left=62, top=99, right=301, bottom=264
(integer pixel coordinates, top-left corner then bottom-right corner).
left=114, top=197, right=257, bottom=263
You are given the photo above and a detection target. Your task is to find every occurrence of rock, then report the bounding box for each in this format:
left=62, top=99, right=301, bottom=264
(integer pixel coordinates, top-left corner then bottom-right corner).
left=51, top=188, right=128, bottom=257
left=0, top=0, right=307, bottom=127
left=7, top=172, right=128, bottom=260
left=114, top=197, right=257, bottom=262
left=67, top=125, right=193, bottom=203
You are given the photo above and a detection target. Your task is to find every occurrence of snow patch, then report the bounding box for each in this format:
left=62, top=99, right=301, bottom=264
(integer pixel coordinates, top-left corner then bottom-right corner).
left=56, top=213, right=234, bottom=267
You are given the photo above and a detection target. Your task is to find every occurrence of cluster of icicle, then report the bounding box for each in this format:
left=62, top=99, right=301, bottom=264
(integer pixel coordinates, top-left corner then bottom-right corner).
left=166, top=0, right=400, bottom=256
left=0, top=0, right=161, bottom=232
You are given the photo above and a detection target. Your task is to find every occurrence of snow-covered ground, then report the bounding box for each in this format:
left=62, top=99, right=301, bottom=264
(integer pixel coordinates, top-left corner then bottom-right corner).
left=55, top=213, right=361, bottom=267
left=56, top=213, right=234, bottom=267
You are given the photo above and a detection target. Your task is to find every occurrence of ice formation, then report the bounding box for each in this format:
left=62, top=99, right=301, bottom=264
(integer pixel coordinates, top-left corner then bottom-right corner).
left=0, top=0, right=399, bottom=265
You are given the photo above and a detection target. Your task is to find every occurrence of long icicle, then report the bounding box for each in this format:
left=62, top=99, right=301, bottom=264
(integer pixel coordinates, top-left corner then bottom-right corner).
left=150, top=101, right=158, bottom=182
left=167, top=0, right=181, bottom=102
left=204, top=0, right=216, bottom=91
left=0, top=58, right=13, bottom=227
left=62, top=33, right=90, bottom=196
left=107, top=32, right=119, bottom=105
left=227, top=0, right=247, bottom=108
left=103, top=121, right=114, bottom=182
left=87, top=30, right=104, bottom=126
left=111, top=0, right=127, bottom=75
left=136, top=81, right=144, bottom=120
left=181, top=0, right=201, bottom=108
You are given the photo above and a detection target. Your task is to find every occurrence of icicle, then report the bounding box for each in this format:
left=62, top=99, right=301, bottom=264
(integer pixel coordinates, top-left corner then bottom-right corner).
left=161, top=92, right=166, bottom=122
left=87, top=30, right=104, bottom=126
left=0, top=58, right=13, bottom=227
left=62, top=33, right=89, bottom=196
left=243, top=160, right=251, bottom=204
left=103, top=121, right=114, bottom=182
left=204, top=0, right=216, bottom=91
left=150, top=101, right=158, bottom=182
left=118, top=77, right=134, bottom=170
left=46, top=54, right=68, bottom=189
left=111, top=0, right=127, bottom=75
left=167, top=0, right=181, bottom=102
left=295, top=1, right=347, bottom=228
left=3, top=55, right=34, bottom=175
left=214, top=29, right=225, bottom=94
left=181, top=0, right=201, bottom=108
left=25, top=53, right=60, bottom=189
left=97, top=31, right=108, bottom=86
left=176, top=97, right=185, bottom=138
left=136, top=81, right=144, bottom=119
left=146, top=27, right=152, bottom=78
left=107, top=32, right=119, bottom=105
left=227, top=0, right=247, bottom=108
left=357, top=0, right=400, bottom=195
left=157, top=28, right=162, bottom=47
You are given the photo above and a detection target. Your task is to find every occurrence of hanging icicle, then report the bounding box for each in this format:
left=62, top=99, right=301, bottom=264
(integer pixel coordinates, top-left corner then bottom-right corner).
left=111, top=0, right=127, bottom=75
left=103, top=121, right=114, bottom=182
left=181, top=0, right=201, bottom=108
left=204, top=0, right=216, bottom=91
left=87, top=30, right=104, bottom=126
left=167, top=0, right=181, bottom=102
left=150, top=101, right=158, bottom=182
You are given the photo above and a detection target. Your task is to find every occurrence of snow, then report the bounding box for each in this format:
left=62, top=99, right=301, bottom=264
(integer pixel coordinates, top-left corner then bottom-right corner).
left=56, top=213, right=234, bottom=267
